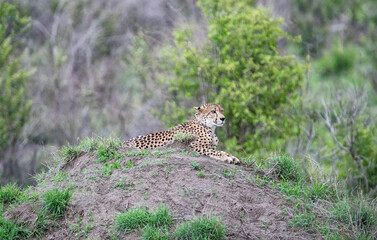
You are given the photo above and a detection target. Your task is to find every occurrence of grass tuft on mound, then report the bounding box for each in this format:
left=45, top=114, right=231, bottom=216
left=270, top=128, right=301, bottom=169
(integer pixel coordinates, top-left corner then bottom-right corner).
left=0, top=183, right=24, bottom=204
left=174, top=216, right=226, bottom=240
left=115, top=204, right=173, bottom=233
left=43, top=187, right=74, bottom=217
left=0, top=216, right=30, bottom=240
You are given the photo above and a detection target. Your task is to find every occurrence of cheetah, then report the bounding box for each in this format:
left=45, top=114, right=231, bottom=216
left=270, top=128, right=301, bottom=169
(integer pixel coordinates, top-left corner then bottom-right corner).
left=123, top=103, right=240, bottom=164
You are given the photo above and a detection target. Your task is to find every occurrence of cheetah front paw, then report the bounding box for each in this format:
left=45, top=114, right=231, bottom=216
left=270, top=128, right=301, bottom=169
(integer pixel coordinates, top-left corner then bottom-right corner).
left=225, top=155, right=240, bottom=165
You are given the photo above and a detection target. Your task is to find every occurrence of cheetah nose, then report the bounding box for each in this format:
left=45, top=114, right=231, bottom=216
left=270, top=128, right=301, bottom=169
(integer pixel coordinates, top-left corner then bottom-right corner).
left=220, top=117, right=226, bottom=121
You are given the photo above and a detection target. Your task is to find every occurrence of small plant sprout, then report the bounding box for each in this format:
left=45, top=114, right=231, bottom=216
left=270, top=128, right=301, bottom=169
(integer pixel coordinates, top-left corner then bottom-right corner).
left=222, top=167, right=236, bottom=179
left=191, top=160, right=201, bottom=170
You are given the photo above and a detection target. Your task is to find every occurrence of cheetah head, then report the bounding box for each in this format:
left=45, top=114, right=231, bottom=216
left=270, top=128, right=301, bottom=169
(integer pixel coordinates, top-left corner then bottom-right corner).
left=194, top=104, right=226, bottom=129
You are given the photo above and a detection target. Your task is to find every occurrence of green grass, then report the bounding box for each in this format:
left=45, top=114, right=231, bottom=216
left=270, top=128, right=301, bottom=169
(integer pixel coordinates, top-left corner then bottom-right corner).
left=305, top=180, right=335, bottom=201
left=59, top=137, right=123, bottom=163
left=173, top=132, right=194, bottom=143
left=242, top=153, right=377, bottom=239
left=80, top=136, right=122, bottom=153
left=148, top=205, right=173, bottom=227
left=141, top=224, right=169, bottom=240
left=275, top=180, right=303, bottom=198
left=174, top=216, right=226, bottom=240
left=99, top=160, right=128, bottom=178
left=222, top=168, right=236, bottom=179
left=272, top=154, right=300, bottom=181
left=68, top=216, right=95, bottom=239
left=0, top=183, right=24, bottom=204
left=115, top=205, right=173, bottom=233
left=125, top=149, right=152, bottom=157
left=59, top=143, right=83, bottom=162
left=114, top=179, right=135, bottom=191
left=125, top=148, right=176, bottom=158
left=50, top=170, right=69, bottom=182
left=331, top=199, right=377, bottom=236
left=96, top=145, right=125, bottom=163
left=0, top=215, right=30, bottom=240
left=32, top=209, right=51, bottom=238
left=290, top=210, right=317, bottom=230
left=43, top=187, right=74, bottom=217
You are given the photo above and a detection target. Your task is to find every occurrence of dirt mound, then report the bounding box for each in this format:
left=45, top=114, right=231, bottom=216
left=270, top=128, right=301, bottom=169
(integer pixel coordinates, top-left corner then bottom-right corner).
left=10, top=144, right=317, bottom=239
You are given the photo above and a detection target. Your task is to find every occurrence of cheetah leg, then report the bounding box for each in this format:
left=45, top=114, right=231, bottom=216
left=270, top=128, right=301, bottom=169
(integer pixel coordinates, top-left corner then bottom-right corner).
left=189, top=141, right=240, bottom=164
left=206, top=149, right=240, bottom=164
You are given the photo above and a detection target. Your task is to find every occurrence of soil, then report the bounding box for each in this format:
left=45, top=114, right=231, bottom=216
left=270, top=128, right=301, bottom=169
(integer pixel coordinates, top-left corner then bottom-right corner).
left=9, top=143, right=319, bottom=239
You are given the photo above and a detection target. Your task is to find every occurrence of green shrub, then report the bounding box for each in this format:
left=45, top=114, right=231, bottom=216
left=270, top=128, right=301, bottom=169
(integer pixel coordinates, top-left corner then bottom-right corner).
left=43, top=187, right=73, bottom=216
left=161, top=0, right=307, bottom=155
left=174, top=216, right=226, bottom=240
left=316, top=42, right=357, bottom=76
left=289, top=0, right=348, bottom=57
left=0, top=0, right=33, bottom=180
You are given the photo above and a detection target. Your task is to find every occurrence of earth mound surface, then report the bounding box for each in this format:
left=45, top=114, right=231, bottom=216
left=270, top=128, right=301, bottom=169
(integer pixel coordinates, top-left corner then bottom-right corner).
left=9, top=143, right=316, bottom=239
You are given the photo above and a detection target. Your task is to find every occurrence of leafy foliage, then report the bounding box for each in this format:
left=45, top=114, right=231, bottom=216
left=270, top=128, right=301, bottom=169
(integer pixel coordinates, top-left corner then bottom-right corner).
left=0, top=0, right=32, bottom=179
left=161, top=0, right=307, bottom=155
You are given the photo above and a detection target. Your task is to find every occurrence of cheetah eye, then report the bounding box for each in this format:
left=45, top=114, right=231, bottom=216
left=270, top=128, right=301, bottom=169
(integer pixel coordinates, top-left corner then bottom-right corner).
left=212, top=110, right=216, bottom=113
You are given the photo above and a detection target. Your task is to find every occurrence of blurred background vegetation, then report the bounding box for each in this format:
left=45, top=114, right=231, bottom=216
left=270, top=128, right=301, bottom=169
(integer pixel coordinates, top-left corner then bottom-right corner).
left=0, top=0, right=376, bottom=198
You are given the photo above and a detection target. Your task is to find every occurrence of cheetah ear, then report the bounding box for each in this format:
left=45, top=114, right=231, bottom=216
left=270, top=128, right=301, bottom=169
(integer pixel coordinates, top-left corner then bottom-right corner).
left=194, top=106, right=201, bottom=112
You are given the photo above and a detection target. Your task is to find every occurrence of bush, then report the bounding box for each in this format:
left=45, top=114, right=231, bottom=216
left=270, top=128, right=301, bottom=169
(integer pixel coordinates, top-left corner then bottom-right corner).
left=0, top=0, right=33, bottom=180
left=161, top=0, right=307, bottom=155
